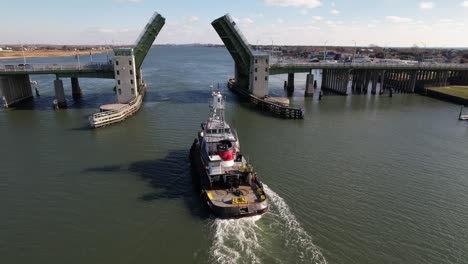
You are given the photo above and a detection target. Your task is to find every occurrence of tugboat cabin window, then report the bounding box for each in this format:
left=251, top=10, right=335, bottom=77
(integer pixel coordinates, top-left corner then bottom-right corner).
left=206, top=129, right=231, bottom=134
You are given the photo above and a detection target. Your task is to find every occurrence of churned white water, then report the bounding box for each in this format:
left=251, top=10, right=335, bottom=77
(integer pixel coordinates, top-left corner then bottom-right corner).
left=209, top=185, right=327, bottom=264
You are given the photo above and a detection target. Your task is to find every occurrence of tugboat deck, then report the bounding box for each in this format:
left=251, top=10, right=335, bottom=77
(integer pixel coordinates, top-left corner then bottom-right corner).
left=207, top=184, right=263, bottom=208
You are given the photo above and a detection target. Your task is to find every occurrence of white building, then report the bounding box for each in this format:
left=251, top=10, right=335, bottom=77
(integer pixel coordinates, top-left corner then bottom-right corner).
left=250, top=53, right=269, bottom=97
left=113, top=48, right=138, bottom=103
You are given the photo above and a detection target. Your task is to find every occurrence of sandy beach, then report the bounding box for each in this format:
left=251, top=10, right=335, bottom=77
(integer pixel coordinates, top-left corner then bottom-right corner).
left=0, top=49, right=111, bottom=60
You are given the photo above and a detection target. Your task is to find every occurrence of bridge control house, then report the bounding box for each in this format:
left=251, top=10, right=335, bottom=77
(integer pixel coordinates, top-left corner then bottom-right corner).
left=113, top=48, right=139, bottom=103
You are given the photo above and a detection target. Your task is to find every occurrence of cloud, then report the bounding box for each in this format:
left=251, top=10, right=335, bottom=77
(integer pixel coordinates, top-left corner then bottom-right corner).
left=242, top=18, right=254, bottom=24
left=462, top=1, right=468, bottom=7
left=330, top=9, right=339, bottom=15
left=86, top=27, right=132, bottom=34
left=436, top=19, right=464, bottom=27
left=419, top=2, right=434, bottom=9
left=313, top=16, right=323, bottom=21
left=185, top=16, right=200, bottom=23
left=264, top=0, right=322, bottom=9
left=277, top=18, right=285, bottom=23
left=385, top=16, right=413, bottom=23
left=300, top=9, right=309, bottom=15
left=331, top=2, right=336, bottom=7
left=439, top=18, right=454, bottom=23
left=233, top=17, right=255, bottom=25
left=325, top=20, right=343, bottom=27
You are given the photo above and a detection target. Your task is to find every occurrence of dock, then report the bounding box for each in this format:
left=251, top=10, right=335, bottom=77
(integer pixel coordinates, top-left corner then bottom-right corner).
left=88, top=84, right=146, bottom=128
left=228, top=80, right=304, bottom=119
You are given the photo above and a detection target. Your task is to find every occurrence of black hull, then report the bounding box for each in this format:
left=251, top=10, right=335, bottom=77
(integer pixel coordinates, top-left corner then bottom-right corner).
left=190, top=140, right=269, bottom=219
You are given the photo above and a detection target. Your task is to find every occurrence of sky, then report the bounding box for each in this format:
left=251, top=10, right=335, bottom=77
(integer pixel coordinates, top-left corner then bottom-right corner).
left=1, top=0, right=468, bottom=47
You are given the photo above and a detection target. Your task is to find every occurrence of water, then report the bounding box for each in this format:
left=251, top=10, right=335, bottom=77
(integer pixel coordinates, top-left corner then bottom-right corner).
left=1, top=46, right=468, bottom=264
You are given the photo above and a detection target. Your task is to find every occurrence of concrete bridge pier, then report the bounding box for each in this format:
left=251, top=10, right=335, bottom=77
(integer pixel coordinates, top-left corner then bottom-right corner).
left=364, top=70, right=371, bottom=94
left=379, top=70, right=386, bottom=94
left=441, top=71, right=449, bottom=87
left=71, top=77, right=82, bottom=99
left=0, top=74, right=33, bottom=108
left=351, top=72, right=358, bottom=93
left=371, top=71, right=378, bottom=95
left=287, top=73, right=295, bottom=93
left=320, top=70, right=329, bottom=90
left=409, top=71, right=417, bottom=92
left=54, top=79, right=67, bottom=108
left=398, top=72, right=404, bottom=93
left=339, top=70, right=349, bottom=95
left=305, top=73, right=314, bottom=97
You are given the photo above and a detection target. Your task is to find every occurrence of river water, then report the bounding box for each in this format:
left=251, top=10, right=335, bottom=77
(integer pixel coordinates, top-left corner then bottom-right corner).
left=1, top=46, right=467, bottom=264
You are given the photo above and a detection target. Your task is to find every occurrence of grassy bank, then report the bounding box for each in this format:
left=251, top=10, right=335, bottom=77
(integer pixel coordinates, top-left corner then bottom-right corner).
left=0, top=49, right=111, bottom=60
left=427, top=86, right=468, bottom=100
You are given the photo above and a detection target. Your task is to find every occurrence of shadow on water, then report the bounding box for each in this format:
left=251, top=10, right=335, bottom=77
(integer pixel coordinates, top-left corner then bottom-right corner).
left=83, top=150, right=210, bottom=219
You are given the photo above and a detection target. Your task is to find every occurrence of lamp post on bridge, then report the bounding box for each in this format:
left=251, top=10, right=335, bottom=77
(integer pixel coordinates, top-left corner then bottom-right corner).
left=75, top=51, right=81, bottom=69
left=20, top=41, right=27, bottom=65
left=323, top=40, right=329, bottom=61
left=419, top=41, right=427, bottom=62
left=352, top=40, right=357, bottom=62
left=383, top=42, right=390, bottom=60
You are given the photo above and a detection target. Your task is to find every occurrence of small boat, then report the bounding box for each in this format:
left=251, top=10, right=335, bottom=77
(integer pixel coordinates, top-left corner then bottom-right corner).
left=190, top=91, right=269, bottom=218
left=459, top=106, right=468, bottom=121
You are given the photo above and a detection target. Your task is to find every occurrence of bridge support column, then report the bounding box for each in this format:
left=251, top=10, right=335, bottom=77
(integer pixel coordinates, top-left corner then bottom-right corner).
left=321, top=70, right=326, bottom=90
left=364, top=70, right=371, bottom=94
left=287, top=73, right=294, bottom=93
left=305, top=73, right=314, bottom=97
left=409, top=71, right=417, bottom=93
left=71, top=77, right=82, bottom=99
left=341, top=70, right=349, bottom=95
left=379, top=70, right=385, bottom=94
left=54, top=79, right=67, bottom=108
left=371, top=71, right=378, bottom=95
left=398, top=72, right=403, bottom=92
left=0, top=74, right=33, bottom=108
left=351, top=72, right=357, bottom=93
left=442, top=71, right=448, bottom=86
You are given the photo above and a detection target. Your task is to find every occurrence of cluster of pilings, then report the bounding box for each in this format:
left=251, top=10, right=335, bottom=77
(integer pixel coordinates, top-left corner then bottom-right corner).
left=447, top=71, right=468, bottom=86
left=322, top=69, right=351, bottom=95
left=0, top=74, right=82, bottom=109
left=280, top=69, right=468, bottom=98
left=349, top=70, right=384, bottom=94
left=383, top=70, right=447, bottom=93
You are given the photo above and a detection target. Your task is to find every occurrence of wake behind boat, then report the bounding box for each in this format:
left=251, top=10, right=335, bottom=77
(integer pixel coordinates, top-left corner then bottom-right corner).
left=190, top=91, right=268, bottom=218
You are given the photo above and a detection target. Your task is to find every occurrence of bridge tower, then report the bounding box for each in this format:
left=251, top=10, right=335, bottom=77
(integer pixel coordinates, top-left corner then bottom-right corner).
left=112, top=12, right=165, bottom=103
left=212, top=14, right=269, bottom=97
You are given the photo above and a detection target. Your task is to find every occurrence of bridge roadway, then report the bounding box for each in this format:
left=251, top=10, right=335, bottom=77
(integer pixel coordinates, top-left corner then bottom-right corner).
left=0, top=63, right=114, bottom=79
left=269, top=62, right=468, bottom=75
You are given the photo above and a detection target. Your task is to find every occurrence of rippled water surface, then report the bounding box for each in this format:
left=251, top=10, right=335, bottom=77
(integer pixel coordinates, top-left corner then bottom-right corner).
left=1, top=46, right=468, bottom=264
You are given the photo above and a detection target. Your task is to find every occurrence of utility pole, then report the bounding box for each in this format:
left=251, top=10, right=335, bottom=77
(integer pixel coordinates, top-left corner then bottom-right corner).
left=20, top=41, right=26, bottom=65
left=352, top=40, right=357, bottom=62
left=323, top=40, right=329, bottom=61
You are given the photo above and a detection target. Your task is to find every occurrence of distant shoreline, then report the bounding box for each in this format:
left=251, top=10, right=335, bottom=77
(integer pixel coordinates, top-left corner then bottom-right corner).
left=0, top=49, right=111, bottom=60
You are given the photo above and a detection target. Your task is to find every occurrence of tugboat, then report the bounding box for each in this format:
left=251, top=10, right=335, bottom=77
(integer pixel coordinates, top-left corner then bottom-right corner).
left=190, top=91, right=268, bottom=218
